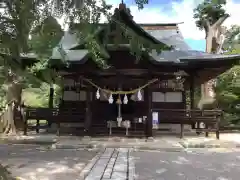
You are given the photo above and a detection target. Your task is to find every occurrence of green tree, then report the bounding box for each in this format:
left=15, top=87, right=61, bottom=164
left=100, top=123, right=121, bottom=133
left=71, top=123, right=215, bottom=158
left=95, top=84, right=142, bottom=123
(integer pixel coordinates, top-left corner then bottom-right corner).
left=215, top=63, right=240, bottom=124
left=0, top=0, right=63, bottom=134
left=215, top=27, right=240, bottom=125
left=194, top=0, right=229, bottom=53
left=193, top=0, right=229, bottom=109
left=0, top=0, right=166, bottom=134
left=223, top=25, right=240, bottom=51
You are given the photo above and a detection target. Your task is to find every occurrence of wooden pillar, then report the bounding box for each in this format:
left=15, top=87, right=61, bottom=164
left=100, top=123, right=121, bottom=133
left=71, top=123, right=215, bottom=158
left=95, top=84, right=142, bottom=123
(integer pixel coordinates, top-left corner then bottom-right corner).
left=189, top=75, right=195, bottom=110
left=49, top=85, right=54, bottom=108
left=85, top=86, right=92, bottom=136
left=179, top=90, right=187, bottom=139
left=189, top=75, right=195, bottom=129
left=48, top=83, right=54, bottom=129
left=146, top=85, right=153, bottom=137
left=216, top=113, right=220, bottom=139
left=22, top=106, right=27, bottom=135
left=36, top=119, right=40, bottom=133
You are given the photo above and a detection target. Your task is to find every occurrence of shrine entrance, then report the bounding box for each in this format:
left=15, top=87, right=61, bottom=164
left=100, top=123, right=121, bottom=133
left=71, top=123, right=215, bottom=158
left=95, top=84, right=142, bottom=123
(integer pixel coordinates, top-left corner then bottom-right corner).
left=109, top=94, right=136, bottom=120
left=85, top=77, right=153, bottom=136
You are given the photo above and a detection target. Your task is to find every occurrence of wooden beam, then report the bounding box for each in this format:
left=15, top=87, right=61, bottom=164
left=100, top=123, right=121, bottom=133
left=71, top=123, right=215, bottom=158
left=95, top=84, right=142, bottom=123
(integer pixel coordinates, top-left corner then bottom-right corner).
left=84, top=85, right=92, bottom=135
left=47, top=83, right=54, bottom=130
left=189, top=75, right=195, bottom=109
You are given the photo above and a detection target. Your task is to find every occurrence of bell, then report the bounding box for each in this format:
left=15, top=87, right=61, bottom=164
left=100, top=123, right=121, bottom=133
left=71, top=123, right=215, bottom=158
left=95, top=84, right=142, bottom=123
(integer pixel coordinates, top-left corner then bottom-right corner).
left=116, top=98, right=122, bottom=104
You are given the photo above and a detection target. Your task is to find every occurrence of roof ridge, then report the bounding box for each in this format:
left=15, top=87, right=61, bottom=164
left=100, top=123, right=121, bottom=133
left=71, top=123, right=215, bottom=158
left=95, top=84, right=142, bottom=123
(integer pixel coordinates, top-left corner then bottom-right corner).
left=139, top=23, right=184, bottom=26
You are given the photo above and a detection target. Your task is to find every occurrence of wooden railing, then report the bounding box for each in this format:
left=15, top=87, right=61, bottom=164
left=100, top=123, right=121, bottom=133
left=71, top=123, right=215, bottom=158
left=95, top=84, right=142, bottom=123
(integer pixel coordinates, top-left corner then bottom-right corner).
left=151, top=109, right=222, bottom=139
left=23, top=107, right=85, bottom=135
left=21, top=107, right=232, bottom=139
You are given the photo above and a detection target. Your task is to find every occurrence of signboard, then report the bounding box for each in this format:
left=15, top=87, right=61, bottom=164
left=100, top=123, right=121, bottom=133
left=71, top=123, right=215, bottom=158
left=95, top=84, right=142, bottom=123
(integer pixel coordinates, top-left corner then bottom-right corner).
left=152, top=112, right=159, bottom=125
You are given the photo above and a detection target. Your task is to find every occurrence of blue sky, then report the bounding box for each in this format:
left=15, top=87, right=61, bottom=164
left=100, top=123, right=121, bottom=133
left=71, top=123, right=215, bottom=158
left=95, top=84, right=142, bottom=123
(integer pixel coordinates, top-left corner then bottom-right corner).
left=106, top=0, right=240, bottom=51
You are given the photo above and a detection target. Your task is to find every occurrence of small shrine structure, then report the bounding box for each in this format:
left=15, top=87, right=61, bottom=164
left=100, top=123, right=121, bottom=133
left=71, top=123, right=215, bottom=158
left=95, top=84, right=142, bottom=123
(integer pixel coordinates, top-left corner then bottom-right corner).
left=24, top=2, right=240, bottom=137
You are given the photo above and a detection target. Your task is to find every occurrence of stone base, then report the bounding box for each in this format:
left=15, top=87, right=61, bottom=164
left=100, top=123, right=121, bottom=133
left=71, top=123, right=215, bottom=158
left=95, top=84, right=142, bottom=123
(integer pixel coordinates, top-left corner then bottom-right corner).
left=154, top=124, right=193, bottom=132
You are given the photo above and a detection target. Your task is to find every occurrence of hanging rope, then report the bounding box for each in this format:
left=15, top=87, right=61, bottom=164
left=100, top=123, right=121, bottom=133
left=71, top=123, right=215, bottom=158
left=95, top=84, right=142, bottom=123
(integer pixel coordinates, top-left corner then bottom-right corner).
left=81, top=77, right=158, bottom=94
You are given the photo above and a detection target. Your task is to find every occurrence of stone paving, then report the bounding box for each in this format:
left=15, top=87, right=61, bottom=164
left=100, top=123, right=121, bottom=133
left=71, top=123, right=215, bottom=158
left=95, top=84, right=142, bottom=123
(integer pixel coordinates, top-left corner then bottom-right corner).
left=81, top=148, right=134, bottom=180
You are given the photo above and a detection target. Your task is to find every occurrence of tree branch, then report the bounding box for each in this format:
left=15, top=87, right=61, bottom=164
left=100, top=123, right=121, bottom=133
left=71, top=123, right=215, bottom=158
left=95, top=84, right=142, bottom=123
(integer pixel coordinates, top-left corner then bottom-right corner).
left=202, top=19, right=210, bottom=38
left=203, top=19, right=211, bottom=32
left=213, top=14, right=230, bottom=28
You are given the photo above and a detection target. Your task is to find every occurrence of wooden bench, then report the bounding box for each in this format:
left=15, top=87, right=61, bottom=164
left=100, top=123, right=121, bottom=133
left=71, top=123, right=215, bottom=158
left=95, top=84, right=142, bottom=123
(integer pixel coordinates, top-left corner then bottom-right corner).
left=190, top=110, right=222, bottom=139
left=151, top=109, right=190, bottom=138
left=23, top=107, right=85, bottom=135
left=151, top=109, right=222, bottom=139
left=23, top=107, right=53, bottom=134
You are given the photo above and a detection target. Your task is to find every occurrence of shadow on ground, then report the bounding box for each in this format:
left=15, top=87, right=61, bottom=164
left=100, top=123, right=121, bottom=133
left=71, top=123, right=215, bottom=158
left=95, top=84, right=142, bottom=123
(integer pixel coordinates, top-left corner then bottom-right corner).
left=133, top=150, right=240, bottom=180
left=0, top=144, right=97, bottom=180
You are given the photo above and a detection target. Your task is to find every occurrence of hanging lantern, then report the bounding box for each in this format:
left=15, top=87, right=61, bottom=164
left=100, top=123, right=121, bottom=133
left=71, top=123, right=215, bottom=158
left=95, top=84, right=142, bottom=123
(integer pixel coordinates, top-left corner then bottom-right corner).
left=123, top=94, right=128, bottom=104
left=108, top=94, right=113, bottom=104
left=137, top=90, right=142, bottom=101
left=96, top=88, right=100, bottom=99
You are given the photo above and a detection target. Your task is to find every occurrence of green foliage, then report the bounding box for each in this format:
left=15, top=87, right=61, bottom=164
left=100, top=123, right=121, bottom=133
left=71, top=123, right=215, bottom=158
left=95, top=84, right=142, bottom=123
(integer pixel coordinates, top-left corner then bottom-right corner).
left=58, top=0, right=168, bottom=68
left=215, top=24, right=240, bottom=124
left=22, top=83, right=61, bottom=107
left=223, top=25, right=240, bottom=51
left=213, top=24, right=240, bottom=124
left=0, top=0, right=168, bottom=110
left=30, top=16, right=64, bottom=57
left=0, top=0, right=44, bottom=56
left=215, top=65, right=240, bottom=124
left=0, top=164, right=14, bottom=180
left=193, top=0, right=228, bottom=30
left=135, top=0, right=149, bottom=9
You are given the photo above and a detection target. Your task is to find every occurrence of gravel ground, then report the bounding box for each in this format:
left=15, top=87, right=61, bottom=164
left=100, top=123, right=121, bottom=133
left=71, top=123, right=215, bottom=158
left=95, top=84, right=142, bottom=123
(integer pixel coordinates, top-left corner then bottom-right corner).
left=0, top=144, right=98, bottom=180
left=133, top=150, right=240, bottom=180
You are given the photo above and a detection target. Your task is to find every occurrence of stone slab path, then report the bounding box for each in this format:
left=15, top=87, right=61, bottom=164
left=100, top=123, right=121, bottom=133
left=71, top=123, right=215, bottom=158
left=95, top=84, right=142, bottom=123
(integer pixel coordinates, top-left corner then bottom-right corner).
left=81, top=148, right=135, bottom=180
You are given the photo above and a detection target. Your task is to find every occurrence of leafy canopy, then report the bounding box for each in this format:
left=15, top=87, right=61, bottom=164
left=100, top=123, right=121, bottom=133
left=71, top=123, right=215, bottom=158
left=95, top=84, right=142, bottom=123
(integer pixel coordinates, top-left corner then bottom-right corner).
left=223, top=25, right=240, bottom=51
left=215, top=26, right=240, bottom=124
left=193, top=0, right=228, bottom=30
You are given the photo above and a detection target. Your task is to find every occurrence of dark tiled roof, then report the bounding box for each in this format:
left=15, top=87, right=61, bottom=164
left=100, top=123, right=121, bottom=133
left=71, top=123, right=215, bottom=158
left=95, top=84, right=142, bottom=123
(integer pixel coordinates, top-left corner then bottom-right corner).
left=151, top=50, right=240, bottom=63
left=49, top=8, right=240, bottom=65
left=145, top=29, right=190, bottom=50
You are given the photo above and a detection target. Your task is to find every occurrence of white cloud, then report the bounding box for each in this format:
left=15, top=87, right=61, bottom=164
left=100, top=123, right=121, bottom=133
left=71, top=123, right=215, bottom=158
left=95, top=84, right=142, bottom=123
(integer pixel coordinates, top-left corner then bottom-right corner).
left=108, top=0, right=240, bottom=40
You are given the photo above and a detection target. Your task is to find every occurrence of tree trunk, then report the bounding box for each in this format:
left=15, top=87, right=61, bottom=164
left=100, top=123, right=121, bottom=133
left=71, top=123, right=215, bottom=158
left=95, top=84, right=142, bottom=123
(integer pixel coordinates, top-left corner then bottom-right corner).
left=3, top=73, right=23, bottom=135
left=206, top=30, right=213, bottom=53
left=198, top=29, right=216, bottom=109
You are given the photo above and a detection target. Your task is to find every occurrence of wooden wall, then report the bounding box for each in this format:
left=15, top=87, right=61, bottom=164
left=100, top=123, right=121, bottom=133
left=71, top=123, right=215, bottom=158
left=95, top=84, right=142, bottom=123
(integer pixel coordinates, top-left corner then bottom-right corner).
left=60, top=76, right=186, bottom=124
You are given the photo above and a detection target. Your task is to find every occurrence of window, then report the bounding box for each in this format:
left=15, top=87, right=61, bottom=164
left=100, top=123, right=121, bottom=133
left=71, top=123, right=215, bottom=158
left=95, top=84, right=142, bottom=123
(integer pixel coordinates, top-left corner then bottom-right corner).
left=79, top=91, right=86, bottom=101
left=63, top=91, right=78, bottom=101
left=63, top=79, right=74, bottom=86
left=152, top=92, right=183, bottom=102
left=63, top=90, right=92, bottom=101
left=165, top=92, right=182, bottom=102
left=152, top=92, right=165, bottom=102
